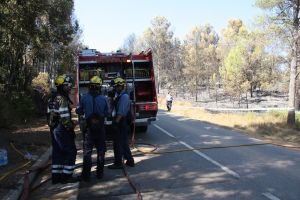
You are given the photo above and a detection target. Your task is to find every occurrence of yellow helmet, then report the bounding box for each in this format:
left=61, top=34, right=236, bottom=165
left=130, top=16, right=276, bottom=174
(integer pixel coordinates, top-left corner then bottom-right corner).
left=90, top=76, right=102, bottom=85
left=55, top=74, right=73, bottom=87
left=113, top=77, right=126, bottom=86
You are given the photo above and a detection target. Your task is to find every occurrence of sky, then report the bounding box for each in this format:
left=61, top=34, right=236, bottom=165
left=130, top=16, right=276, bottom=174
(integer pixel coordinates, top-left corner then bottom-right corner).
left=74, top=0, right=262, bottom=52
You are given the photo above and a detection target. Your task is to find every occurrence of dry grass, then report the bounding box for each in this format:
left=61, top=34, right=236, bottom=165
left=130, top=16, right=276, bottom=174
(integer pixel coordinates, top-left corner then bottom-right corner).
left=158, top=96, right=300, bottom=145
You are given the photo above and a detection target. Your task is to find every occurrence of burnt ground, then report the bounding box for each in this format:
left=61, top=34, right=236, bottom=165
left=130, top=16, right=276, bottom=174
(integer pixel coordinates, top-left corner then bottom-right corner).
left=0, top=118, right=51, bottom=198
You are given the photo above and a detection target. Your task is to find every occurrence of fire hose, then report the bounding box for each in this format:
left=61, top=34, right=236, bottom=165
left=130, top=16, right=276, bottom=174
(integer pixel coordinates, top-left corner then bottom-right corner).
left=0, top=142, right=32, bottom=183
left=4, top=119, right=300, bottom=200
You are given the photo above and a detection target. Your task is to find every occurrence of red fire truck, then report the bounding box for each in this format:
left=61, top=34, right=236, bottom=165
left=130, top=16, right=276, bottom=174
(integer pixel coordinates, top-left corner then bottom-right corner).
left=76, top=48, right=158, bottom=133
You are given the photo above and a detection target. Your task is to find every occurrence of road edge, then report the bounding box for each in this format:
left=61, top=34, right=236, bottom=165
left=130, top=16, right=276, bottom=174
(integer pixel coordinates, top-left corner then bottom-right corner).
left=2, top=147, right=51, bottom=200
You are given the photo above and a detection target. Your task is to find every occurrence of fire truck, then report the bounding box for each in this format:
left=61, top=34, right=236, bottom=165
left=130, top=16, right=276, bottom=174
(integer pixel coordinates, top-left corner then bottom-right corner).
left=76, top=48, right=158, bottom=133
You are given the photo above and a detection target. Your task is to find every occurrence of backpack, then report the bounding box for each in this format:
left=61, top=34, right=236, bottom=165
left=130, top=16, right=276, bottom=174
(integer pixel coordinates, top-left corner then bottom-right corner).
left=115, top=93, right=134, bottom=125
left=86, top=95, right=104, bottom=138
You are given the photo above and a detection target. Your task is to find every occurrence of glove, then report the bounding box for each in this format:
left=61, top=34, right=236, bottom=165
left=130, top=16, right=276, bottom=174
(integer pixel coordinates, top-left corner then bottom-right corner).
left=112, top=119, right=118, bottom=127
left=63, top=121, right=75, bottom=132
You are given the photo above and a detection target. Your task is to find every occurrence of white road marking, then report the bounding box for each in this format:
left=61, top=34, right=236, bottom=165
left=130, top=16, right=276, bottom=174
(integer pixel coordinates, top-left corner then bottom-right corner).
left=177, top=117, right=189, bottom=121
left=250, top=137, right=262, bottom=142
left=157, top=113, right=167, bottom=116
left=153, top=124, right=176, bottom=139
left=154, top=124, right=240, bottom=179
left=262, top=192, right=281, bottom=200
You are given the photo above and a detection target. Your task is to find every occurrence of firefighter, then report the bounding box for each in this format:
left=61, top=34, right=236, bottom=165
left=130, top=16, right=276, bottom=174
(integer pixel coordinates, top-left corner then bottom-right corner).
left=108, top=77, right=135, bottom=169
left=76, top=76, right=110, bottom=181
left=47, top=74, right=78, bottom=184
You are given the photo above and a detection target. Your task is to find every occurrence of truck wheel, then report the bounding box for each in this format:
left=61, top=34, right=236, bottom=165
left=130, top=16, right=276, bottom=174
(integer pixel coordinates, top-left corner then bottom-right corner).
left=137, top=125, right=148, bottom=133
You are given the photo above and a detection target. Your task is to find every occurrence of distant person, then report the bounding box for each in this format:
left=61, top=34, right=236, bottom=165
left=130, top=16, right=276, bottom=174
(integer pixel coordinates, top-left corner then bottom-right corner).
left=76, top=76, right=110, bottom=181
left=108, top=77, right=135, bottom=169
left=47, top=74, right=78, bottom=184
left=166, top=92, right=173, bottom=111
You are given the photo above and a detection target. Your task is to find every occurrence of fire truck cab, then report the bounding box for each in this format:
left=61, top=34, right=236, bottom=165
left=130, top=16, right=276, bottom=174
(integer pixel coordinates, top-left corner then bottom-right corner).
left=76, top=48, right=158, bottom=133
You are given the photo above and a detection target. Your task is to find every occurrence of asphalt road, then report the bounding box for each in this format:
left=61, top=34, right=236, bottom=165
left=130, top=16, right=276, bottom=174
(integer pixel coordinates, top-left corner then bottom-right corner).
left=30, top=109, right=300, bottom=200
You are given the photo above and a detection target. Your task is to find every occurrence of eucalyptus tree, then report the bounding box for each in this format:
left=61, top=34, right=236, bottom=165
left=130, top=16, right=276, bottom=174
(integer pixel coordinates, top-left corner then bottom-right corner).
left=256, top=0, right=300, bottom=125
left=0, top=0, right=80, bottom=95
left=39, top=0, right=80, bottom=78
left=0, top=0, right=49, bottom=92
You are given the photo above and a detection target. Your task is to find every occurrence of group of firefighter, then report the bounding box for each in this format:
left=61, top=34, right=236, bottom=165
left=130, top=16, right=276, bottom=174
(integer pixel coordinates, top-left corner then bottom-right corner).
left=47, top=74, right=135, bottom=184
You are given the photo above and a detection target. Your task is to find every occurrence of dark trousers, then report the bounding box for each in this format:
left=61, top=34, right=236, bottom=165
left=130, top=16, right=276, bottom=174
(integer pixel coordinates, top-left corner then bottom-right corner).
left=113, top=119, right=133, bottom=165
left=82, top=128, right=106, bottom=178
left=52, top=124, right=77, bottom=181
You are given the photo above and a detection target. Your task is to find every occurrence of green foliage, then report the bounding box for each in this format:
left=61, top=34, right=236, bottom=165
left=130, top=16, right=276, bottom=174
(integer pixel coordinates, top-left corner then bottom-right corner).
left=0, top=0, right=82, bottom=127
left=220, top=44, right=249, bottom=96
left=0, top=93, right=37, bottom=128
left=133, top=15, right=286, bottom=99
left=0, top=0, right=81, bottom=95
left=11, top=92, right=37, bottom=121
left=182, top=23, right=219, bottom=93
left=255, top=0, right=300, bottom=125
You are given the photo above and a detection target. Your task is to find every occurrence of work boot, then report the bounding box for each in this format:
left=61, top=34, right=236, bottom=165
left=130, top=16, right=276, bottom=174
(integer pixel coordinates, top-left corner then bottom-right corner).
left=80, top=174, right=90, bottom=182
left=96, top=162, right=104, bottom=179
left=60, top=174, right=80, bottom=184
left=81, top=165, right=91, bottom=182
left=125, top=159, right=135, bottom=167
left=96, top=172, right=104, bottom=179
left=107, top=163, right=122, bottom=169
left=51, top=173, right=61, bottom=184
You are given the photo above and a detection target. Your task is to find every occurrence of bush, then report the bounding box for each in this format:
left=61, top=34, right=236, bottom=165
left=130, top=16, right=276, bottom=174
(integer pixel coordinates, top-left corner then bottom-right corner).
left=12, top=92, right=37, bottom=120
left=0, top=93, right=37, bottom=128
left=31, top=72, right=50, bottom=94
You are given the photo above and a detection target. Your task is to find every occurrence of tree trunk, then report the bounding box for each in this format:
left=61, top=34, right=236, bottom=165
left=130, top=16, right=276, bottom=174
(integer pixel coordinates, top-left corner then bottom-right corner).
left=157, top=63, right=160, bottom=94
left=295, top=90, right=299, bottom=111
left=207, top=84, right=210, bottom=98
left=287, top=0, right=299, bottom=126
left=287, top=55, right=297, bottom=125
left=246, top=92, right=248, bottom=109
left=215, top=85, right=218, bottom=107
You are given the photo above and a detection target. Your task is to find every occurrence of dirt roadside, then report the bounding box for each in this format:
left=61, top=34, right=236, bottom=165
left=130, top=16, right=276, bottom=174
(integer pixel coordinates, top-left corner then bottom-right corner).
left=158, top=96, right=300, bottom=149
left=0, top=118, right=51, bottom=198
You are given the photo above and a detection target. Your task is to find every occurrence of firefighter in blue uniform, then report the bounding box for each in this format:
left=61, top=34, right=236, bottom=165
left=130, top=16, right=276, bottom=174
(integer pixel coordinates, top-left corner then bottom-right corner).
left=108, top=77, right=135, bottom=169
left=76, top=76, right=110, bottom=181
left=47, top=74, right=78, bottom=184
